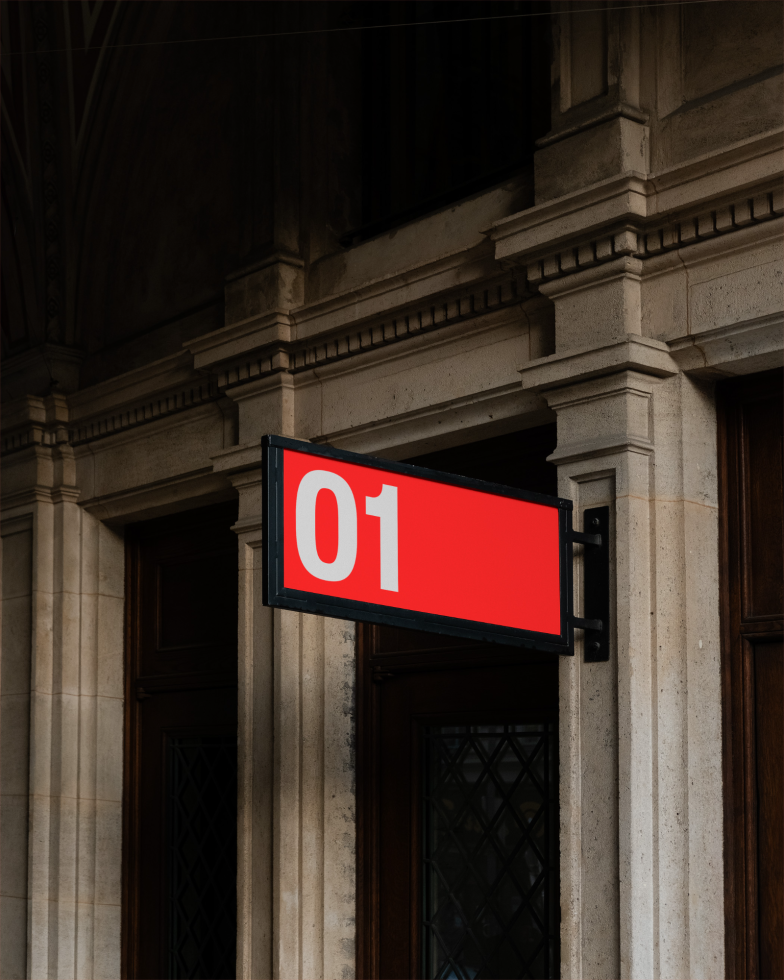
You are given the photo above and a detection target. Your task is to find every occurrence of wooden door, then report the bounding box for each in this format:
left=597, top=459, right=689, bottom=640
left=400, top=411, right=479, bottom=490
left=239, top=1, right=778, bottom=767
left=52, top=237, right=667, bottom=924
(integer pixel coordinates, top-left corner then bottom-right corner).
left=358, top=428, right=562, bottom=980
left=719, top=370, right=784, bottom=980
left=123, top=503, right=239, bottom=980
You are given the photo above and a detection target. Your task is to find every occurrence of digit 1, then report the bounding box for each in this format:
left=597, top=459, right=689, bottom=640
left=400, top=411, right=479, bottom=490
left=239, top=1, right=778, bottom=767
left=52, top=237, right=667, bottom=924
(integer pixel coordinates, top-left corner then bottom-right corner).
left=365, top=485, right=399, bottom=591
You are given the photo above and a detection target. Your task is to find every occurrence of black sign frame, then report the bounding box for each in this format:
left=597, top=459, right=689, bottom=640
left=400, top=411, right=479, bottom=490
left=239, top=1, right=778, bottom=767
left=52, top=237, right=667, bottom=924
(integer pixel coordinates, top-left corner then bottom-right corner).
left=262, top=434, right=579, bottom=655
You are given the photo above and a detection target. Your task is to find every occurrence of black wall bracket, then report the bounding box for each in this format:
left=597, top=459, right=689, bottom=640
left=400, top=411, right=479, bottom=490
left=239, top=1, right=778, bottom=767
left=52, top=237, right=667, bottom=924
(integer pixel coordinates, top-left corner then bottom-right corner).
left=567, top=506, right=611, bottom=662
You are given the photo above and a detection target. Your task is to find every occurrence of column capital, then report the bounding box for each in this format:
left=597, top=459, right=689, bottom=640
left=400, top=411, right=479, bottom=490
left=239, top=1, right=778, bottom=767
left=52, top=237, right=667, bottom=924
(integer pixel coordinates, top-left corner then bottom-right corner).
left=211, top=444, right=263, bottom=538
left=520, top=334, right=678, bottom=394
left=211, top=443, right=263, bottom=480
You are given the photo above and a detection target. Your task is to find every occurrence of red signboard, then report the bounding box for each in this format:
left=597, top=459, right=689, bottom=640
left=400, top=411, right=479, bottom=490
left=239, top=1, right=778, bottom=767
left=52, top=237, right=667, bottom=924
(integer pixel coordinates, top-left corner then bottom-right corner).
left=263, top=436, right=576, bottom=652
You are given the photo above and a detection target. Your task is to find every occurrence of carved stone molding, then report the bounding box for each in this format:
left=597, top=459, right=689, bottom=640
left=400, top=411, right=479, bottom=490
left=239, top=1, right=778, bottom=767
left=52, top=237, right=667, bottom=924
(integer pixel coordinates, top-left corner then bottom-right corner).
left=524, top=186, right=782, bottom=286
left=214, top=276, right=528, bottom=391
left=68, top=378, right=221, bottom=445
left=1, top=378, right=222, bottom=456
left=3, top=277, right=531, bottom=454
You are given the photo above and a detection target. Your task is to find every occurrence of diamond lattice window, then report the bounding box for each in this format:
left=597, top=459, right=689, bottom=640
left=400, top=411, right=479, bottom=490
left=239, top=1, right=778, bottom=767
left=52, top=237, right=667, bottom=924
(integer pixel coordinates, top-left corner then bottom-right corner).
left=167, top=735, right=237, bottom=979
left=422, top=723, right=559, bottom=979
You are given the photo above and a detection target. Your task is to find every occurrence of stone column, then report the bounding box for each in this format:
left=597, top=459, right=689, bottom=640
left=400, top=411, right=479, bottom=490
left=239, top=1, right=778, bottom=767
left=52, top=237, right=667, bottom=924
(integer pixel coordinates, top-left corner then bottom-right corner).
left=1, top=395, right=125, bottom=980
left=1, top=511, right=34, bottom=980
left=213, top=408, right=356, bottom=980
left=521, top=286, right=724, bottom=977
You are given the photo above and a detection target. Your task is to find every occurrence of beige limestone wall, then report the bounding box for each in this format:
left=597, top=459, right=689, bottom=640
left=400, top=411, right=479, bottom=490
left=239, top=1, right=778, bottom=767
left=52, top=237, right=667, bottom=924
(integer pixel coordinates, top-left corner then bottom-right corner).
left=649, top=2, right=783, bottom=170
left=1, top=442, right=125, bottom=980
left=293, top=309, right=543, bottom=448
left=544, top=371, right=722, bottom=979
left=306, top=174, right=533, bottom=305
left=1, top=517, right=33, bottom=980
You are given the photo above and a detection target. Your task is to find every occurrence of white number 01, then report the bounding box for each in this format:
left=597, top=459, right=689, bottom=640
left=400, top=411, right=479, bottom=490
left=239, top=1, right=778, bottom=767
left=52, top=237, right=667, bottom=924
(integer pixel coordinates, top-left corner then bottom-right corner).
left=295, top=470, right=398, bottom=591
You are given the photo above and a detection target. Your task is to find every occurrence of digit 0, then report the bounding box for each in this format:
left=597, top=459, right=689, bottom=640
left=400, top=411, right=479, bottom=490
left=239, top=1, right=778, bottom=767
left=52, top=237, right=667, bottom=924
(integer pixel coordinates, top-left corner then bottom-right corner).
left=295, top=470, right=357, bottom=581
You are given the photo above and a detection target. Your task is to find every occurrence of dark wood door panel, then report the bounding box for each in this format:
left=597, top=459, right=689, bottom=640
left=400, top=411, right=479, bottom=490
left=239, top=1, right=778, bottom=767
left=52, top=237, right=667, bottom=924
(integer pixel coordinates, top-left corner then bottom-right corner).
left=719, top=370, right=783, bottom=980
left=134, top=505, right=239, bottom=682
left=134, top=685, right=238, bottom=979
left=751, top=639, right=783, bottom=980
left=739, top=393, right=784, bottom=622
left=155, top=549, right=238, bottom=650
left=124, top=501, right=239, bottom=980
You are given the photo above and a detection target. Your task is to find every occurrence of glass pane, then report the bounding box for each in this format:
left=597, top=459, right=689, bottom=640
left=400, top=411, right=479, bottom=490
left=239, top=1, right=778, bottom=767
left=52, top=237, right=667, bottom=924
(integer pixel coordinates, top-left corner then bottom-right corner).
left=166, top=735, right=237, bottom=979
left=422, top=723, right=559, bottom=979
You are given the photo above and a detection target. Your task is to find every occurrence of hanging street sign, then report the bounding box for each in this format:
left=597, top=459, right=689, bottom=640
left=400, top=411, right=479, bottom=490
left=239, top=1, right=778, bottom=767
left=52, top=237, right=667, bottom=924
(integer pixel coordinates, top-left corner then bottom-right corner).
left=262, top=435, right=606, bottom=656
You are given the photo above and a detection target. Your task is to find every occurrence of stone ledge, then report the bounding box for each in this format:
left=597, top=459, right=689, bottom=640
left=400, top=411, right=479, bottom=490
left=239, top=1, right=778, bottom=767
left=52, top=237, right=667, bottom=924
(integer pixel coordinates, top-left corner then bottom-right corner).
left=188, top=313, right=293, bottom=372
left=79, top=470, right=233, bottom=524
left=520, top=336, right=678, bottom=392
left=668, top=313, right=784, bottom=378
left=1, top=380, right=225, bottom=458
left=536, top=103, right=650, bottom=149
left=210, top=443, right=263, bottom=478
left=548, top=436, right=655, bottom=466
left=494, top=130, right=782, bottom=254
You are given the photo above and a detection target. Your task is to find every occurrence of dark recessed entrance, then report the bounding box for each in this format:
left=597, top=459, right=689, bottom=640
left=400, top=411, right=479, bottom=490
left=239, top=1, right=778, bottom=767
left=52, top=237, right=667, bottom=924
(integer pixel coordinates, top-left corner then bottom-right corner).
left=719, top=371, right=784, bottom=980
left=358, top=426, right=561, bottom=980
left=123, top=502, right=239, bottom=980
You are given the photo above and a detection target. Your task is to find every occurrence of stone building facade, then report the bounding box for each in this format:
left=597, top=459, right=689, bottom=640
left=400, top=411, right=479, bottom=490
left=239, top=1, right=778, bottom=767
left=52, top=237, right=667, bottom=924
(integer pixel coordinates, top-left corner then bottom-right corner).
left=1, top=2, right=782, bottom=979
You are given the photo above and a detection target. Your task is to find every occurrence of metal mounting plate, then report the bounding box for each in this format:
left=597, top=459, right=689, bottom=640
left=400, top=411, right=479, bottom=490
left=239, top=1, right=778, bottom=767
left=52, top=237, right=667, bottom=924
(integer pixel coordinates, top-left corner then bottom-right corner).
left=583, top=506, right=610, bottom=662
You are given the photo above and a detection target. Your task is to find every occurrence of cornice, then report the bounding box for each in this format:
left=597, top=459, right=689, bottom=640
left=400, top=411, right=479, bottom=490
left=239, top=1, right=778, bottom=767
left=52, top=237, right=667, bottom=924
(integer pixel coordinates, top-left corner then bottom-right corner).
left=67, top=351, right=202, bottom=416
left=224, top=249, right=304, bottom=284
left=69, top=378, right=223, bottom=446
left=1, top=376, right=223, bottom=457
left=492, top=173, right=651, bottom=260
left=492, top=129, right=784, bottom=280
left=518, top=185, right=782, bottom=290
left=212, top=275, right=529, bottom=392
left=291, top=239, right=497, bottom=341
left=188, top=312, right=293, bottom=370
left=535, top=103, right=649, bottom=149
left=1, top=392, right=70, bottom=455
left=1, top=486, right=75, bottom=509
left=548, top=436, right=655, bottom=466
left=646, top=129, right=784, bottom=212
left=2, top=276, right=528, bottom=453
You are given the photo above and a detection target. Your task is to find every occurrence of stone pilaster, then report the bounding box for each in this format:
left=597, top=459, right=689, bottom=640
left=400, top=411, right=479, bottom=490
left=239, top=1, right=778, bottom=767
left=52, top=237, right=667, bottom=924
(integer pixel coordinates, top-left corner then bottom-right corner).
left=213, top=431, right=356, bottom=980
left=522, top=329, right=723, bottom=978
left=1, top=404, right=125, bottom=980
